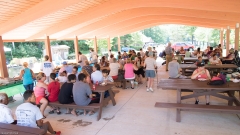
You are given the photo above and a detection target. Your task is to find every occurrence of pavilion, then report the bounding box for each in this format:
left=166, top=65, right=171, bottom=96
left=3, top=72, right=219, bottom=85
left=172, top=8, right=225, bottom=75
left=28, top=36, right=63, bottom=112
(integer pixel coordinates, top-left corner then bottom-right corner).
left=0, top=0, right=240, bottom=77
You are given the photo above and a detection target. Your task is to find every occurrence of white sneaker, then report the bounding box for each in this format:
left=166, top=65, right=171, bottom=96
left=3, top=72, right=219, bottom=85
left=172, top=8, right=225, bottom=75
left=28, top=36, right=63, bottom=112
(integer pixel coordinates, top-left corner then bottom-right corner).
left=149, top=87, right=154, bottom=92
left=146, top=88, right=150, bottom=92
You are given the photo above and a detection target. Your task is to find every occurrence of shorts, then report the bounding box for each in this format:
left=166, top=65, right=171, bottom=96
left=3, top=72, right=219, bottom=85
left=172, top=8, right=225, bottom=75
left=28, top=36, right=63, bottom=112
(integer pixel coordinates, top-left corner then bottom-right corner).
left=146, top=70, right=156, bottom=78
left=36, top=96, right=44, bottom=105
left=112, top=76, right=118, bottom=80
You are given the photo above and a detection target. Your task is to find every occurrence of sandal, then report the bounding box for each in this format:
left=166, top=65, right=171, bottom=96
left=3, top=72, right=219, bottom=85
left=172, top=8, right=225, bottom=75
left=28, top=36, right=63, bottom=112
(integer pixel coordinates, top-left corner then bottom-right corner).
left=49, top=110, right=54, bottom=114
left=88, top=111, right=95, bottom=116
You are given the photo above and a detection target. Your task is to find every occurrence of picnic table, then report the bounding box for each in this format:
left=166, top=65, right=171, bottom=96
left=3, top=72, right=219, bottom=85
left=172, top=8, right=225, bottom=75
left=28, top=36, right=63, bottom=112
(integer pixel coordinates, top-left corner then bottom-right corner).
left=183, top=57, right=208, bottom=63
left=0, top=81, right=25, bottom=97
left=180, top=64, right=237, bottom=75
left=156, top=79, right=240, bottom=122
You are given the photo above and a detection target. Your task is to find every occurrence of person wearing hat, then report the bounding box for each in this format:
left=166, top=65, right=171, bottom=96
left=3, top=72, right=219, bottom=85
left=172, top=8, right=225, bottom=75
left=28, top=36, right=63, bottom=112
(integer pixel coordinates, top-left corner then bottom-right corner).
left=168, top=56, right=187, bottom=79
left=15, top=62, right=35, bottom=90
left=59, top=61, right=73, bottom=74
left=191, top=62, right=211, bottom=105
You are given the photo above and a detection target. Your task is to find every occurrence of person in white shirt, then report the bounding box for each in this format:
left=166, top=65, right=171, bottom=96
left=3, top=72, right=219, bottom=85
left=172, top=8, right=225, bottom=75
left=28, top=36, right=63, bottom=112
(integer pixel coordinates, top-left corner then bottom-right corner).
left=91, top=64, right=103, bottom=84
left=41, top=55, right=54, bottom=83
left=109, top=58, right=120, bottom=80
left=78, top=52, right=88, bottom=67
left=144, top=52, right=157, bottom=92
left=0, top=93, right=16, bottom=124
left=56, top=71, right=68, bottom=83
left=209, top=54, right=222, bottom=65
left=108, top=50, right=113, bottom=60
left=90, top=49, right=98, bottom=64
left=109, top=54, right=114, bottom=63
left=15, top=90, right=61, bottom=135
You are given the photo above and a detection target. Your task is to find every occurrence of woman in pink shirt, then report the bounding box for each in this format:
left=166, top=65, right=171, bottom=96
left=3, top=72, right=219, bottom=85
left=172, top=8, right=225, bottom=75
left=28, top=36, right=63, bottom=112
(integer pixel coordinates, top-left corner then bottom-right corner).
left=34, top=72, right=48, bottom=118
left=123, top=58, right=138, bottom=89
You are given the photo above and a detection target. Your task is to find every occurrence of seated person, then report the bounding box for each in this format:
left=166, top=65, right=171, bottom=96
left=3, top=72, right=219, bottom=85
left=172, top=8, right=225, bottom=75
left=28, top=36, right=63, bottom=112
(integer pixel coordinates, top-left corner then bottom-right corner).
left=81, top=69, right=91, bottom=84
left=109, top=58, right=120, bottom=80
left=191, top=62, right=211, bottom=105
left=73, top=73, right=100, bottom=115
left=91, top=64, right=103, bottom=84
left=175, top=51, right=183, bottom=64
left=47, top=73, right=61, bottom=115
left=179, top=47, right=185, bottom=54
left=209, top=54, right=222, bottom=65
left=56, top=71, right=67, bottom=83
left=67, top=66, right=79, bottom=81
left=118, top=55, right=125, bottom=68
left=168, top=57, right=187, bottom=79
left=82, top=61, right=93, bottom=75
left=58, top=74, right=78, bottom=116
left=204, top=46, right=210, bottom=55
left=16, top=90, right=61, bottom=135
left=207, top=47, right=214, bottom=56
left=100, top=56, right=108, bottom=67
left=0, top=93, right=16, bottom=124
left=185, top=49, right=191, bottom=57
left=91, top=53, right=98, bottom=64
left=122, top=51, right=129, bottom=59
left=59, top=61, right=73, bottom=74
left=102, top=69, right=114, bottom=84
left=196, top=56, right=205, bottom=65
left=109, top=54, right=114, bottom=63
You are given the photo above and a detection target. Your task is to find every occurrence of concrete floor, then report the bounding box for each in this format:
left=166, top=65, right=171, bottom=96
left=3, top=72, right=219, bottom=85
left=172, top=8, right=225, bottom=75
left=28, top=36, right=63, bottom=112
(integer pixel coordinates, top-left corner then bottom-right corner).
left=8, top=58, right=240, bottom=135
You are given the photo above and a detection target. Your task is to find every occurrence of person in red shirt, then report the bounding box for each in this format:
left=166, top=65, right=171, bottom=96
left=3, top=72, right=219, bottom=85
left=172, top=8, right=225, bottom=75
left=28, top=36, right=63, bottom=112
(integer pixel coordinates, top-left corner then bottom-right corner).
left=47, top=73, right=61, bottom=115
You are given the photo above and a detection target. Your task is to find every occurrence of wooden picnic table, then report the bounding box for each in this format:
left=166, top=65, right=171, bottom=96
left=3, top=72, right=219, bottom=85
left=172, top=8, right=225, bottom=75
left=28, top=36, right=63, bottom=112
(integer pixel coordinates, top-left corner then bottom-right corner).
left=156, top=79, right=240, bottom=122
left=180, top=64, right=237, bottom=75
left=183, top=57, right=208, bottom=63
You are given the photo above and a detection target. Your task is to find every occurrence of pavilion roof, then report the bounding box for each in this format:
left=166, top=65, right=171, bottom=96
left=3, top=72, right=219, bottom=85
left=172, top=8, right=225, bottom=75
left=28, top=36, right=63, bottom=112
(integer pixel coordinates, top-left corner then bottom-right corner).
left=0, top=0, right=240, bottom=41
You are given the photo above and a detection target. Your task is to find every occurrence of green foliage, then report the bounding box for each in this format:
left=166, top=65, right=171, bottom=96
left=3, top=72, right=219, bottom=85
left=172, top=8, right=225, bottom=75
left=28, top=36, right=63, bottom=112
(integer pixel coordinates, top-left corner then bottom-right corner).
left=141, top=26, right=167, bottom=43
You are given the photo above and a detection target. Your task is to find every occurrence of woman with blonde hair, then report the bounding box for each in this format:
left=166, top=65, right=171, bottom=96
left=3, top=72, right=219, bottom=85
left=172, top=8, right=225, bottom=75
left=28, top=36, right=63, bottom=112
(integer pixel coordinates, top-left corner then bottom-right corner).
left=81, top=69, right=91, bottom=84
left=15, top=62, right=35, bottom=90
left=123, top=58, right=138, bottom=89
left=34, top=72, right=48, bottom=118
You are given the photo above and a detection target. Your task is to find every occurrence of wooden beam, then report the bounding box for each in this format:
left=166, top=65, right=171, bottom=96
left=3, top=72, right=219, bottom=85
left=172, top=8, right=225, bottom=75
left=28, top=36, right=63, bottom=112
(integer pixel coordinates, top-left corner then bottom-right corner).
left=74, top=36, right=79, bottom=63
left=45, top=36, right=52, bottom=62
left=0, top=0, right=81, bottom=34
left=107, top=37, right=111, bottom=51
left=0, top=36, right=9, bottom=77
left=226, top=26, right=230, bottom=55
left=220, top=28, right=224, bottom=46
left=118, top=36, right=121, bottom=52
left=26, top=0, right=240, bottom=40
left=94, top=36, right=98, bottom=53
left=235, top=23, right=239, bottom=50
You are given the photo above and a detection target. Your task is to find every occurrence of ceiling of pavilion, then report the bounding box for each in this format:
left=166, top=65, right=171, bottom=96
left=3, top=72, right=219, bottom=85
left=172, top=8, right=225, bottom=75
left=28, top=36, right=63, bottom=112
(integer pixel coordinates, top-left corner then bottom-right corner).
left=0, top=0, right=240, bottom=41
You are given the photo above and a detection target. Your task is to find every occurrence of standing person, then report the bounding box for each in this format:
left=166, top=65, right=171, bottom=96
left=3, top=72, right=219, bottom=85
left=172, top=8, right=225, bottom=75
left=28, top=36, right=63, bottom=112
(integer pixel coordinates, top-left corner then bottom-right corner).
left=41, top=55, right=54, bottom=83
left=109, top=58, right=120, bottom=80
left=58, top=74, right=78, bottom=116
left=78, top=52, right=88, bottom=67
left=140, top=48, right=145, bottom=58
left=144, top=52, right=157, bottom=92
left=153, top=47, right=158, bottom=58
left=117, top=51, right=122, bottom=59
left=16, top=90, right=61, bottom=135
left=134, top=57, right=145, bottom=84
left=15, top=62, right=35, bottom=91
left=0, top=93, right=16, bottom=124
left=165, top=42, right=173, bottom=71
left=47, top=73, right=61, bottom=115
left=122, top=51, right=129, bottom=59
left=90, top=49, right=98, bottom=63
left=109, top=54, right=114, bottom=63
left=108, top=50, right=113, bottom=60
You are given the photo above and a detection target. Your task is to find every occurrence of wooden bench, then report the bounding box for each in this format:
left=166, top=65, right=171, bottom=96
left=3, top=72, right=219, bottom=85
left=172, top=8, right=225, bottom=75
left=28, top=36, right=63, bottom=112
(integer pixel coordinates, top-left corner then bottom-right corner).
left=155, top=102, right=240, bottom=122
left=0, top=123, right=45, bottom=135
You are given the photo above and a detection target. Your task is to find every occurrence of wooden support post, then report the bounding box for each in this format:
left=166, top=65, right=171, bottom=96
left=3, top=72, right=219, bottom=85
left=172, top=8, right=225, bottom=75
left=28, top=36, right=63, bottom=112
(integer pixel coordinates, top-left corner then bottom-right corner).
left=220, top=28, right=223, bottom=46
left=0, top=36, right=9, bottom=78
left=74, top=36, right=79, bottom=63
left=45, top=36, right=52, bottom=62
left=226, top=26, right=230, bottom=56
left=94, top=36, right=98, bottom=53
left=107, top=36, right=111, bottom=51
left=118, top=36, right=121, bottom=52
left=235, top=23, right=239, bottom=51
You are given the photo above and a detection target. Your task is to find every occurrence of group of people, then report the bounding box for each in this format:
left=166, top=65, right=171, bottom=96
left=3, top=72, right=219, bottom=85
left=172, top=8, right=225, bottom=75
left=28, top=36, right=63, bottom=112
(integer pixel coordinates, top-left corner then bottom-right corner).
left=166, top=42, right=237, bottom=105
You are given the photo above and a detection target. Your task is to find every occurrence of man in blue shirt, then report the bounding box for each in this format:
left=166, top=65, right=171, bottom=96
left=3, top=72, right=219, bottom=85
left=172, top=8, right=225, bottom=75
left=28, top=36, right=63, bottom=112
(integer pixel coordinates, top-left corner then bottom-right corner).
left=59, top=61, right=73, bottom=74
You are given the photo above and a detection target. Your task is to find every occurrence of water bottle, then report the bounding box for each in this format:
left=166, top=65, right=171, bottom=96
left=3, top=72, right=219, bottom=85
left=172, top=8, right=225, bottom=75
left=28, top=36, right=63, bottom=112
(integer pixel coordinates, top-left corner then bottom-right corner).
left=96, top=81, right=99, bottom=85
left=93, top=84, right=96, bottom=90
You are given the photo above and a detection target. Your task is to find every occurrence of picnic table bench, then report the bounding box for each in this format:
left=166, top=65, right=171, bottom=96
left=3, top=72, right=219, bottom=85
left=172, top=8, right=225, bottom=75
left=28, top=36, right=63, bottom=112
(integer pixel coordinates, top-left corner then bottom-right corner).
left=156, top=79, right=240, bottom=122
left=183, top=57, right=208, bottom=63
left=49, top=84, right=118, bottom=121
left=0, top=123, right=45, bottom=135
left=180, top=64, right=237, bottom=75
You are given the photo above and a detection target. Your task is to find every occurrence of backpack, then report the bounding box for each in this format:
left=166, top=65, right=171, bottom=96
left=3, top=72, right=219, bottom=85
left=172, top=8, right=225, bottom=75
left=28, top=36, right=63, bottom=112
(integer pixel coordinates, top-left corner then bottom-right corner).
left=208, top=73, right=226, bottom=85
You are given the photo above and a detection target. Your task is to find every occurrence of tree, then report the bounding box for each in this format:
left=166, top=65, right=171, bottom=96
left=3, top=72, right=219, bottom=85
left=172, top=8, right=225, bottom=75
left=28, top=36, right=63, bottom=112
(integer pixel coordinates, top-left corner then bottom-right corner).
left=141, top=26, right=167, bottom=43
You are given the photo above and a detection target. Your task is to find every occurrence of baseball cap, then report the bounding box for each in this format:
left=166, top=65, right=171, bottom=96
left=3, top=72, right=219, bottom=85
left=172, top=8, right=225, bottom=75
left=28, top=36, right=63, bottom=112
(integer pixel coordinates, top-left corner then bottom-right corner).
left=62, top=61, right=67, bottom=65
left=196, top=62, right=205, bottom=67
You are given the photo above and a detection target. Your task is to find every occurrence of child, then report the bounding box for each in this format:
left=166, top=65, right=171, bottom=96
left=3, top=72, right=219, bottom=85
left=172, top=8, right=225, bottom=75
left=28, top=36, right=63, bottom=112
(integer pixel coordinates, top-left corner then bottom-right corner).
left=196, top=56, right=205, bottom=65
left=102, top=69, right=114, bottom=84
left=56, top=71, right=67, bottom=83
left=175, top=51, right=183, bottom=64
left=47, top=73, right=61, bottom=115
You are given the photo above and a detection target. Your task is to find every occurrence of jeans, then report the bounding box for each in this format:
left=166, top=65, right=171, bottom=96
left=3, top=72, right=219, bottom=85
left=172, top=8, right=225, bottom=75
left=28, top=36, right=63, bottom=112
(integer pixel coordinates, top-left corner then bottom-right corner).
left=23, top=83, right=34, bottom=91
